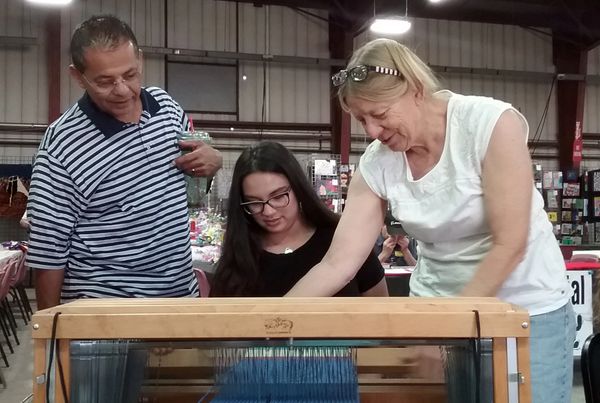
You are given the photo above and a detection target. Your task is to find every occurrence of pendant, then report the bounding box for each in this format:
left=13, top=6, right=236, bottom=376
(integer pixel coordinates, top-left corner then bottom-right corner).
left=284, top=247, right=294, bottom=254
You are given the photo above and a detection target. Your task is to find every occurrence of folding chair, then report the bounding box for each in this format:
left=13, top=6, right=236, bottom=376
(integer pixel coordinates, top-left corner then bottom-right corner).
left=581, top=333, right=600, bottom=403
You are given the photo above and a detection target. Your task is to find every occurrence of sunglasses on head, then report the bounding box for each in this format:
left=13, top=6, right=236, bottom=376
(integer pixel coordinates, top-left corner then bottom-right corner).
left=331, top=64, right=402, bottom=87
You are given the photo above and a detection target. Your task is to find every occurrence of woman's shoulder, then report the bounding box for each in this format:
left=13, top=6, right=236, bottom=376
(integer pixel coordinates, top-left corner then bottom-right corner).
left=362, top=140, right=394, bottom=161
left=360, top=140, right=401, bottom=177
left=449, top=92, right=513, bottom=122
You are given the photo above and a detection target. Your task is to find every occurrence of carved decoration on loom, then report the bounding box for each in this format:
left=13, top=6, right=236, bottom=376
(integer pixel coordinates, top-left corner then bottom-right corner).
left=264, top=317, right=294, bottom=334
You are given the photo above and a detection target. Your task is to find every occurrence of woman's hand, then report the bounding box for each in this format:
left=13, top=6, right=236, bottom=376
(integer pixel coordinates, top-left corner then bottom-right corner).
left=396, top=235, right=409, bottom=251
left=378, top=236, right=397, bottom=263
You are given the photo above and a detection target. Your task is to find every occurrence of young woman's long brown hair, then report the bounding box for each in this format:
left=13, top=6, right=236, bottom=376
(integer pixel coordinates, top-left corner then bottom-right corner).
left=210, top=141, right=338, bottom=296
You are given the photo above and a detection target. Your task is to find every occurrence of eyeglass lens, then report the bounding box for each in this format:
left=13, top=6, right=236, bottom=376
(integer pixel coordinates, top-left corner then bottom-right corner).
left=84, top=71, right=140, bottom=93
left=243, top=192, right=290, bottom=214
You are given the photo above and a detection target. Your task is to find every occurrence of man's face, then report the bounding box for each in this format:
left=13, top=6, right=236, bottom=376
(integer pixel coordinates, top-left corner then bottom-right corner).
left=71, top=40, right=142, bottom=122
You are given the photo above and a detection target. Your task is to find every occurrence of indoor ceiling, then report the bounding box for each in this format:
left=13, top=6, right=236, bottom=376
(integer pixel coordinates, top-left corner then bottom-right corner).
left=231, top=0, right=600, bottom=47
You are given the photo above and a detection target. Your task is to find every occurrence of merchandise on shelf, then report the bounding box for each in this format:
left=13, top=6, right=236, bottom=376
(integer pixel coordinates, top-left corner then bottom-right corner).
left=308, top=155, right=344, bottom=213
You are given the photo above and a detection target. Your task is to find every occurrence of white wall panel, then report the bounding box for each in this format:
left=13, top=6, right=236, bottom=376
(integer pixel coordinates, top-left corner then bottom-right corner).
left=167, top=0, right=236, bottom=51
left=237, top=4, right=330, bottom=123
left=0, top=0, right=332, bottom=136
left=585, top=46, right=600, bottom=134
left=357, top=18, right=553, bottom=72
left=0, top=0, right=46, bottom=124
left=238, top=2, right=266, bottom=54
left=238, top=62, right=264, bottom=122
left=584, top=83, right=600, bottom=135
left=587, top=44, right=600, bottom=75
left=131, top=0, right=165, bottom=49
left=9, top=0, right=600, bottom=167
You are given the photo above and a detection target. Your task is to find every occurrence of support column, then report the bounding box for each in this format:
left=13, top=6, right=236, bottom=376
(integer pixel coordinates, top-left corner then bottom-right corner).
left=553, top=34, right=588, bottom=171
left=329, top=15, right=353, bottom=164
left=46, top=10, right=61, bottom=123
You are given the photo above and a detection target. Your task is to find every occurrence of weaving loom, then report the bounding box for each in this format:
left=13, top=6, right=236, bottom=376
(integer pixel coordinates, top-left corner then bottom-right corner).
left=30, top=297, right=531, bottom=403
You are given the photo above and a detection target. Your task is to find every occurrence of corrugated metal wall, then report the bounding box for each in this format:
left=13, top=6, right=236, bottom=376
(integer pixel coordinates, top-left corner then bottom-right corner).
left=352, top=20, right=558, bottom=151
left=585, top=44, right=600, bottom=145
left=3, top=0, right=600, bottom=168
left=0, top=0, right=46, bottom=160
left=0, top=0, right=46, bottom=124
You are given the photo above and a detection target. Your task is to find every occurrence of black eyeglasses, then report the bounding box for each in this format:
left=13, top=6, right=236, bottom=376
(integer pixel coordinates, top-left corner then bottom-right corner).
left=241, top=188, right=291, bottom=215
left=331, top=64, right=402, bottom=87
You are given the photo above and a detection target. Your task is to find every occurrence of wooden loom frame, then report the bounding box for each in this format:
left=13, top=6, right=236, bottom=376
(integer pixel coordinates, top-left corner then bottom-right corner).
left=31, top=297, right=531, bottom=403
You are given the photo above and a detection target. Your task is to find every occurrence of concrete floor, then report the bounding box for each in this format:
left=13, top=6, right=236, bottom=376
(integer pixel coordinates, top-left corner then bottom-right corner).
left=0, top=291, right=35, bottom=403
left=0, top=292, right=589, bottom=403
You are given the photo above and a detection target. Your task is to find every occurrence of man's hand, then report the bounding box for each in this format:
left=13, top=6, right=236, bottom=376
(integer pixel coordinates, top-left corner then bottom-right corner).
left=175, top=140, right=223, bottom=177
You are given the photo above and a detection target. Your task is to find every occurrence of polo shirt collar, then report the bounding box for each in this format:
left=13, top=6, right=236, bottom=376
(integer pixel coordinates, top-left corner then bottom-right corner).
left=77, top=88, right=161, bottom=137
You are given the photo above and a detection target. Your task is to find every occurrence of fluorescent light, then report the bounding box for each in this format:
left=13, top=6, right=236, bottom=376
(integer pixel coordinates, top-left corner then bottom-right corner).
left=370, top=18, right=412, bottom=35
left=26, top=0, right=73, bottom=5
left=429, top=0, right=445, bottom=3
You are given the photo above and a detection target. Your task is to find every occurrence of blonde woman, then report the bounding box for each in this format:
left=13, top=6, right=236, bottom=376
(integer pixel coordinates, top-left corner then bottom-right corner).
left=287, top=38, right=574, bottom=403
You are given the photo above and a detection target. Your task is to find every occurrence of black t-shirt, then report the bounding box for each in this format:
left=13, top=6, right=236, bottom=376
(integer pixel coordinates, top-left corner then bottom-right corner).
left=255, top=227, right=385, bottom=296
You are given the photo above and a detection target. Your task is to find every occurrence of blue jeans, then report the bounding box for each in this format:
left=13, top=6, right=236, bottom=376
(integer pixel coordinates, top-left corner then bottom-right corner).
left=529, top=303, right=576, bottom=403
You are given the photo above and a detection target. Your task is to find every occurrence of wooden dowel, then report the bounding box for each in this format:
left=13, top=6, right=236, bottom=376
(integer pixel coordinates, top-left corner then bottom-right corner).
left=32, top=339, right=46, bottom=403
left=517, top=337, right=532, bottom=402
left=54, top=339, right=71, bottom=403
left=492, top=338, right=508, bottom=402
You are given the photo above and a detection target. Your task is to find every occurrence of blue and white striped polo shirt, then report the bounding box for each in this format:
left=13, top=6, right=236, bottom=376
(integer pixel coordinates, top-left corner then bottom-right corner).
left=26, top=87, right=198, bottom=300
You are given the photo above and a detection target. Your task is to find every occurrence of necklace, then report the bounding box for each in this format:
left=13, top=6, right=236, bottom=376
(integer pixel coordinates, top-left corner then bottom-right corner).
left=283, top=247, right=294, bottom=254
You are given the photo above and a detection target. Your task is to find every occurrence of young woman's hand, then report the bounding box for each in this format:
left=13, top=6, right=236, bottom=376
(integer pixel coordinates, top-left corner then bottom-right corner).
left=378, top=236, right=398, bottom=263
left=397, top=235, right=410, bottom=251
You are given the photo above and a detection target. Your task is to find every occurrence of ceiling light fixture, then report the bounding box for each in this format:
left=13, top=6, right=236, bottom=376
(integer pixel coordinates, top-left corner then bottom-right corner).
left=370, top=18, right=412, bottom=35
left=429, top=0, right=445, bottom=3
left=370, top=0, right=412, bottom=35
left=26, top=0, right=73, bottom=5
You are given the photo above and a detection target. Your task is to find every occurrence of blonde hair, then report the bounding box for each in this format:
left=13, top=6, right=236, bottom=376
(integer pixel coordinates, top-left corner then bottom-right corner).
left=337, top=38, right=441, bottom=111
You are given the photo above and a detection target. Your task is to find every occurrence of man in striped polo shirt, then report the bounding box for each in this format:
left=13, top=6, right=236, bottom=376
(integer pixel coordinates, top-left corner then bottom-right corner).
left=27, top=15, right=222, bottom=310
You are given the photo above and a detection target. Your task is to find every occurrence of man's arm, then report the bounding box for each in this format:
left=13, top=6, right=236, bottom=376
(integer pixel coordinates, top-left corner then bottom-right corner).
left=35, top=269, right=64, bottom=310
left=26, top=149, right=80, bottom=309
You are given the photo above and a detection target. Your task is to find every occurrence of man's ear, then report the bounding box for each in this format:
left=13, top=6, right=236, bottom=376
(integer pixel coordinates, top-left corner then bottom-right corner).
left=69, top=65, right=86, bottom=89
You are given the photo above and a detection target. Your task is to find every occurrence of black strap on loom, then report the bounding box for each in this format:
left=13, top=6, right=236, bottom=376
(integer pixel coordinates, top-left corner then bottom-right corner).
left=46, top=312, right=69, bottom=403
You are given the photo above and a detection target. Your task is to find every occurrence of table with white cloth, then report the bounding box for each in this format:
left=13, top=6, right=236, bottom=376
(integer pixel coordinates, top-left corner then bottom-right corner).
left=0, top=249, right=22, bottom=267
left=191, top=245, right=217, bottom=273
